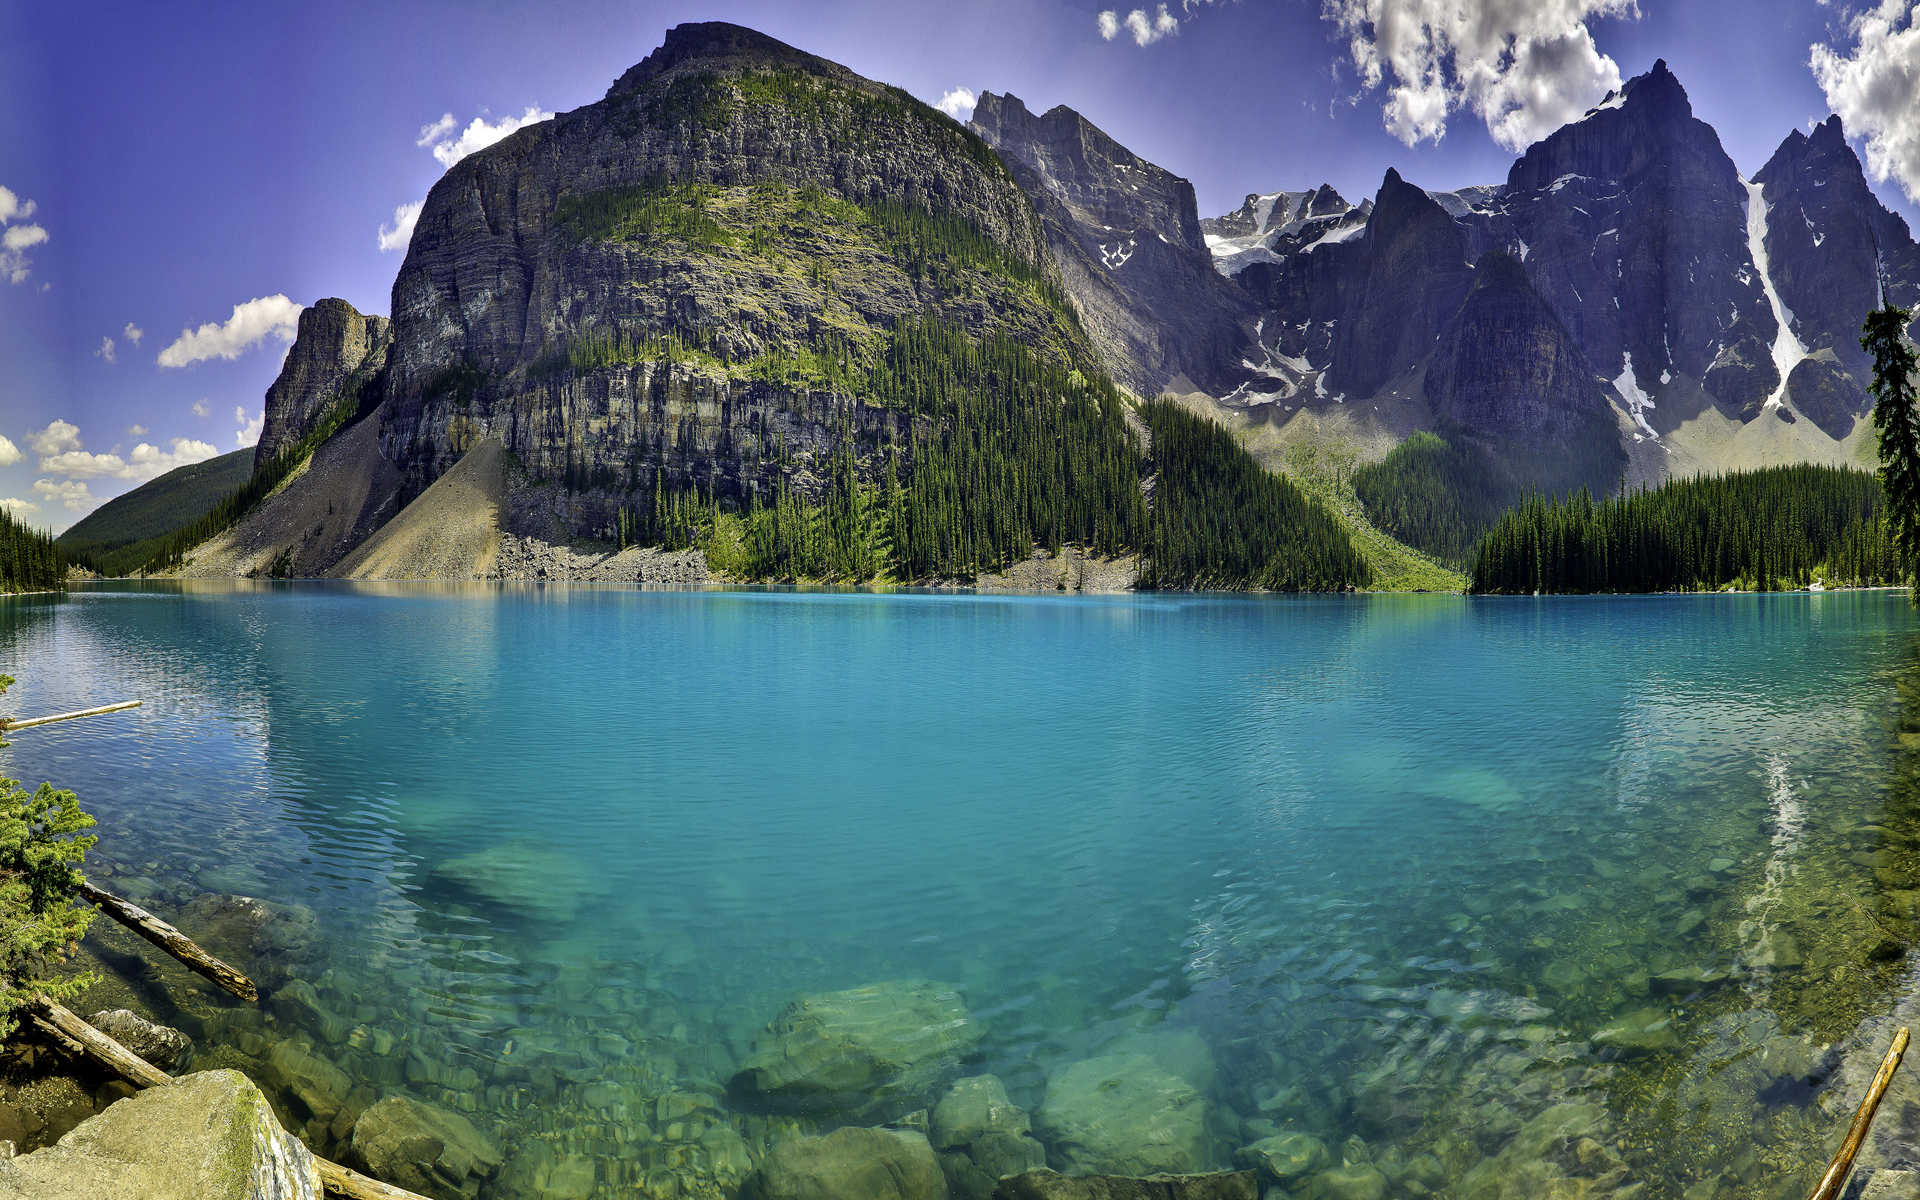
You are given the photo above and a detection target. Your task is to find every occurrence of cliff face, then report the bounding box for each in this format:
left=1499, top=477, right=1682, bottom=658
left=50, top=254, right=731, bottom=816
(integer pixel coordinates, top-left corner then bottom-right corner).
left=1428, top=252, right=1624, bottom=487
left=968, top=92, right=1259, bottom=399
left=255, top=299, right=390, bottom=468
left=381, top=22, right=1072, bottom=534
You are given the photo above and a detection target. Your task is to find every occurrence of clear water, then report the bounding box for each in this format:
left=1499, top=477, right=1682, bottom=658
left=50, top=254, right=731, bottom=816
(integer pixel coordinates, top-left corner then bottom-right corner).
left=5, top=583, right=1920, bottom=1200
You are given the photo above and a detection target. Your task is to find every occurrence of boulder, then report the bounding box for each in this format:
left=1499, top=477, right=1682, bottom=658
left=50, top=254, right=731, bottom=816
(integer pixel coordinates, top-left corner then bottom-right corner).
left=430, top=838, right=604, bottom=922
left=746, top=1126, right=947, bottom=1200
left=934, top=1075, right=1032, bottom=1149
left=1033, top=1054, right=1212, bottom=1177
left=346, top=1094, right=502, bottom=1200
left=991, top=1169, right=1257, bottom=1199
left=1235, top=1132, right=1329, bottom=1182
left=85, top=1009, right=191, bottom=1071
left=731, top=981, right=984, bottom=1121
left=1100, top=1030, right=1217, bottom=1095
left=0, top=1068, right=317, bottom=1198
left=498, top=1140, right=598, bottom=1200
left=178, top=893, right=320, bottom=970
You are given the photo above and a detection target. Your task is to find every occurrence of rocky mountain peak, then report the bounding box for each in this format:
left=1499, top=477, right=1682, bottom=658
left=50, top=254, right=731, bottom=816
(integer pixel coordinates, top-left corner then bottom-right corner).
left=1507, top=60, right=1729, bottom=196
left=255, top=299, right=388, bottom=469
left=604, top=22, right=858, bottom=98
left=971, top=92, right=1204, bottom=254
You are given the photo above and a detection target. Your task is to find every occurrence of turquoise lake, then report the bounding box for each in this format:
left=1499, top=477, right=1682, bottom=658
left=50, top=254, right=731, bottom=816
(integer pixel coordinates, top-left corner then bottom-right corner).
left=5, top=583, right=1920, bottom=1200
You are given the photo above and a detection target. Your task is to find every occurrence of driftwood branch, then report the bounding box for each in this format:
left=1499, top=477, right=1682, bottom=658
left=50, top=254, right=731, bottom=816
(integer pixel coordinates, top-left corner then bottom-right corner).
left=29, top=996, right=171, bottom=1089
left=25, top=997, right=430, bottom=1200
left=317, top=1160, right=433, bottom=1200
left=78, top=880, right=257, bottom=1001
left=0, top=699, right=141, bottom=733
left=1809, top=1025, right=1911, bottom=1200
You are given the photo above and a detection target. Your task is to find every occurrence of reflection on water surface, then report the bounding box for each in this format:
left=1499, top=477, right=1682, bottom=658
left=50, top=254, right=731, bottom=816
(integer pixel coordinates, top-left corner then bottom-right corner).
left=4, top=583, right=1920, bottom=1200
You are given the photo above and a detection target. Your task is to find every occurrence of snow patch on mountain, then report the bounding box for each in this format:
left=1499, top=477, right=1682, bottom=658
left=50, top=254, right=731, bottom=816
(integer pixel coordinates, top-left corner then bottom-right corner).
left=1742, top=179, right=1809, bottom=411
left=1614, top=352, right=1658, bottom=440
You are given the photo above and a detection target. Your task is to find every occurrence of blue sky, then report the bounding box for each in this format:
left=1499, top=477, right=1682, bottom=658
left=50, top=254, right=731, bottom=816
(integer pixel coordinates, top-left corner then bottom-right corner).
left=3, top=0, right=1916, bottom=531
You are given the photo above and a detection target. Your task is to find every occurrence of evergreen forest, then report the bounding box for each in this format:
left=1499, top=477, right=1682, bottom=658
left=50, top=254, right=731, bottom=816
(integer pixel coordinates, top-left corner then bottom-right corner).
left=1470, top=464, right=1904, bottom=594
left=0, top=509, right=64, bottom=594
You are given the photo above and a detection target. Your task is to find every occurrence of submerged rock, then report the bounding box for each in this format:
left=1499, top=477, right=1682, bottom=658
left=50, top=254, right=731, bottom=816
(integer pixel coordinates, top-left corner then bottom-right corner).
left=731, top=980, right=984, bottom=1121
left=430, top=837, right=605, bottom=922
left=346, top=1094, right=502, bottom=1200
left=262, top=1040, right=352, bottom=1127
left=0, top=1068, right=316, bottom=1199
left=1033, top=1053, right=1212, bottom=1176
left=178, top=893, right=320, bottom=972
left=746, top=1126, right=947, bottom=1200
left=932, top=1076, right=1047, bottom=1198
left=1235, top=1132, right=1329, bottom=1183
left=1297, top=1164, right=1388, bottom=1200
left=85, top=1009, right=191, bottom=1072
left=498, top=1140, right=598, bottom=1200
left=991, top=1169, right=1257, bottom=1199
left=1590, top=1009, right=1679, bottom=1056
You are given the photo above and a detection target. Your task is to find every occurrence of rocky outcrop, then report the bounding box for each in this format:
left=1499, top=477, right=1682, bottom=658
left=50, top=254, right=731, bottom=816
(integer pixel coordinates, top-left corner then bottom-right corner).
left=256, top=299, right=390, bottom=468
left=969, top=93, right=1259, bottom=399
left=730, top=980, right=984, bottom=1122
left=932, top=1075, right=1047, bottom=1199
left=1786, top=350, right=1866, bottom=441
left=0, top=1069, right=317, bottom=1200
left=383, top=21, right=1072, bottom=534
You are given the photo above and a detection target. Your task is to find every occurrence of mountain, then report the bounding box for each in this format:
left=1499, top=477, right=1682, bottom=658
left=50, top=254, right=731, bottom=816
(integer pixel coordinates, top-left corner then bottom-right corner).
left=140, top=21, right=1368, bottom=590
left=55, top=447, right=256, bottom=575
left=968, top=92, right=1259, bottom=398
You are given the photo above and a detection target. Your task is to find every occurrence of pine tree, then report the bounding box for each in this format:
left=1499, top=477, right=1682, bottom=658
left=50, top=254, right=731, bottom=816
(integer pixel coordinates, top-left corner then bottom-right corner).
left=1865, top=303, right=1920, bottom=592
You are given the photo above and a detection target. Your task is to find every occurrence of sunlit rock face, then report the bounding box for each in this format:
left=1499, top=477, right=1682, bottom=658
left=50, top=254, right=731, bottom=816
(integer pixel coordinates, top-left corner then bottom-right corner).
left=256, top=298, right=390, bottom=468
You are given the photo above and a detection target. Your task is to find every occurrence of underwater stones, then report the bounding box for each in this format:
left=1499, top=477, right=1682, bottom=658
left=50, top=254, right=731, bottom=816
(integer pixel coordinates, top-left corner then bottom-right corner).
left=1649, top=966, right=1731, bottom=996
left=746, top=1126, right=946, bottom=1200
left=730, top=981, right=983, bottom=1121
left=179, top=893, right=320, bottom=968
left=990, top=1169, right=1257, bottom=1199
left=933, top=1075, right=1034, bottom=1149
left=263, top=1040, right=352, bottom=1126
left=0, top=1069, right=317, bottom=1200
left=1033, top=1054, right=1211, bottom=1177
left=1234, top=1132, right=1329, bottom=1183
left=346, top=1094, right=502, bottom=1200
left=1101, top=1029, right=1218, bottom=1095
left=273, top=979, right=354, bottom=1044
left=1297, top=1164, right=1388, bottom=1200
left=499, top=1141, right=598, bottom=1200
left=1541, top=962, right=1588, bottom=994
left=84, top=1010, right=191, bottom=1072
left=932, top=1076, right=1046, bottom=1199
left=1590, top=1009, right=1678, bottom=1056
left=430, top=838, right=603, bottom=922
left=1504, top=1104, right=1603, bottom=1162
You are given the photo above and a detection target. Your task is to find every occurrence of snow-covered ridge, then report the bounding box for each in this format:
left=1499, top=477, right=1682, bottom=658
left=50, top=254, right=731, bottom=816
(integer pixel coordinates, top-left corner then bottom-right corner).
left=1742, top=178, right=1809, bottom=412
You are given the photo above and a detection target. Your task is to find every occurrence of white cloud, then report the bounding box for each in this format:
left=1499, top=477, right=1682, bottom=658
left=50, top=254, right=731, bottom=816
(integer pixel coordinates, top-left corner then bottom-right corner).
left=424, top=107, right=553, bottom=170
left=123, top=322, right=143, bottom=346
left=157, top=295, right=303, bottom=368
left=1127, top=6, right=1180, bottom=44
left=95, top=335, right=116, bottom=364
left=378, top=200, right=424, bottom=253
left=125, top=424, right=148, bottom=436
left=417, top=113, right=457, bottom=146
left=234, top=407, right=265, bottom=448
left=28, top=419, right=81, bottom=457
left=1098, top=11, right=1121, bottom=38
left=1325, top=0, right=1639, bottom=150
left=191, top=399, right=211, bottom=418
left=0, top=191, right=47, bottom=285
left=32, top=479, right=95, bottom=513
left=0, top=497, right=40, bottom=518
left=936, top=88, right=977, bottom=120
left=0, top=435, right=19, bottom=466
left=1812, top=1, right=1920, bottom=202
left=0, top=187, right=34, bottom=225
left=37, top=436, right=219, bottom=483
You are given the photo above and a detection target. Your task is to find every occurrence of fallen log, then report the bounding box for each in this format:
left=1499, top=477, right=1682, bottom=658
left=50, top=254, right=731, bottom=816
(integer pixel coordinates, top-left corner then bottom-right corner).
left=0, top=699, right=141, bottom=733
left=78, top=879, right=257, bottom=1001
left=1809, top=1025, right=1911, bottom=1200
left=23, top=997, right=432, bottom=1200
left=29, top=996, right=170, bottom=1089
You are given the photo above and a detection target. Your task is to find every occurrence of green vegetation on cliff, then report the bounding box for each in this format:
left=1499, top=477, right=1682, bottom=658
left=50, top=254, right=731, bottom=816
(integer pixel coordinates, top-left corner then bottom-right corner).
left=1470, top=464, right=1901, bottom=594
left=1352, top=432, right=1514, bottom=570
left=0, top=509, right=64, bottom=593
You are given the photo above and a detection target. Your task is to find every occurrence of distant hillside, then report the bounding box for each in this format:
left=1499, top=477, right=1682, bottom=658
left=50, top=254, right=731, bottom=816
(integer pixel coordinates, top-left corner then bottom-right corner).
left=58, top=448, right=253, bottom=574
